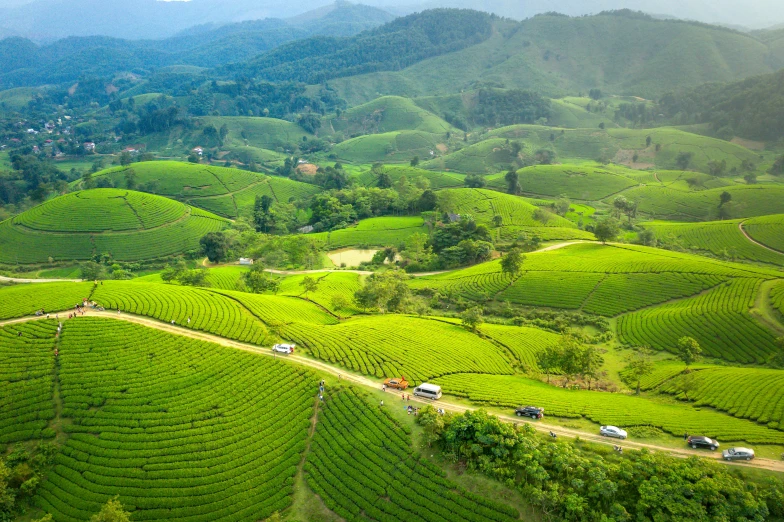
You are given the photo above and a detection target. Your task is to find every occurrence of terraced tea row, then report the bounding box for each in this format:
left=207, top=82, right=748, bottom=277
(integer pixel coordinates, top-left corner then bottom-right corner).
left=15, top=189, right=186, bottom=232
left=0, top=282, right=94, bottom=320
left=33, top=317, right=318, bottom=521
left=0, top=192, right=228, bottom=263
left=618, top=278, right=779, bottom=363
left=479, top=323, right=560, bottom=371
left=92, top=282, right=272, bottom=345
left=743, top=214, right=784, bottom=253
left=280, top=316, right=514, bottom=383
left=305, top=387, right=519, bottom=522
left=310, top=216, right=428, bottom=249
left=433, top=373, right=784, bottom=444
left=656, top=367, right=784, bottom=429
left=645, top=220, right=784, bottom=266
left=277, top=272, right=364, bottom=315
left=0, top=320, right=57, bottom=443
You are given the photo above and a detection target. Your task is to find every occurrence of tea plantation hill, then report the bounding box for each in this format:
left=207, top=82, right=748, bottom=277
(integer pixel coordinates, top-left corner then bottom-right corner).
left=80, top=162, right=320, bottom=218
left=0, top=188, right=228, bottom=264
left=327, top=121, right=763, bottom=174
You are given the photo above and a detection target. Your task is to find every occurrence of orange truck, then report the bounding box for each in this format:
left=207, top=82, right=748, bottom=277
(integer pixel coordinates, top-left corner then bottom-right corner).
left=384, top=376, right=409, bottom=390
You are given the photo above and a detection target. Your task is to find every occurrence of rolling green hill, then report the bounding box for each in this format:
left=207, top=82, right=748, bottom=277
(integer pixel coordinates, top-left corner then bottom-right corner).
left=488, top=164, right=639, bottom=200
left=0, top=189, right=228, bottom=263
left=357, top=166, right=465, bottom=189
left=326, top=95, right=453, bottom=135
left=411, top=242, right=781, bottom=363
left=437, top=188, right=593, bottom=241
left=328, top=11, right=777, bottom=104
left=86, top=162, right=320, bottom=218
left=309, top=216, right=428, bottom=249
left=643, top=220, right=784, bottom=266
left=202, top=116, right=313, bottom=150
left=616, top=185, right=784, bottom=221
left=331, top=130, right=440, bottom=164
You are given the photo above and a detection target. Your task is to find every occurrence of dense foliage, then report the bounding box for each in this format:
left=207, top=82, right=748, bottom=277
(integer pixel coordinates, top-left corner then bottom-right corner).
left=418, top=408, right=783, bottom=521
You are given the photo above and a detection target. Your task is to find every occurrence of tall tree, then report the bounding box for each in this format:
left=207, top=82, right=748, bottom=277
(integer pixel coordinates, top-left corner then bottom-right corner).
left=500, top=248, right=525, bottom=280
left=504, top=169, right=519, bottom=195
left=460, top=307, right=483, bottom=332
left=300, top=276, right=319, bottom=300
left=90, top=497, right=131, bottom=522
left=676, top=336, right=702, bottom=368
left=624, top=347, right=655, bottom=394
left=593, top=217, right=619, bottom=244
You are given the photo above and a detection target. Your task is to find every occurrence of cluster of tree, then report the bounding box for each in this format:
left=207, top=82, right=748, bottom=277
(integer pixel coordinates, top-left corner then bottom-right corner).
left=427, top=216, right=493, bottom=269
left=615, top=102, right=657, bottom=126
left=536, top=334, right=605, bottom=389
left=201, top=225, right=323, bottom=270
left=0, top=153, right=72, bottom=205
left=612, top=196, right=638, bottom=223
left=79, top=260, right=141, bottom=281
left=353, top=270, right=412, bottom=313
left=252, top=195, right=302, bottom=235
left=159, top=260, right=209, bottom=287
left=416, top=408, right=783, bottom=521
left=0, top=443, right=57, bottom=520
left=470, top=89, right=551, bottom=127
left=232, top=9, right=495, bottom=84
left=307, top=176, right=436, bottom=232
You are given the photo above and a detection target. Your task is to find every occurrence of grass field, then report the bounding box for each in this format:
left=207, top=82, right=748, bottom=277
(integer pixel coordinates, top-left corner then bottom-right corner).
left=33, top=317, right=317, bottom=520
left=305, top=387, right=518, bottom=522
left=310, top=216, right=428, bottom=249
left=433, top=373, right=784, bottom=444
left=0, top=190, right=228, bottom=263
left=644, top=220, right=784, bottom=266
left=86, top=162, right=320, bottom=218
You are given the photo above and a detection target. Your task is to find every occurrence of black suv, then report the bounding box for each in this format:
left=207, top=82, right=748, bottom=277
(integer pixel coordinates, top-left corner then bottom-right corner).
left=515, top=406, right=544, bottom=419
left=687, top=436, right=720, bottom=451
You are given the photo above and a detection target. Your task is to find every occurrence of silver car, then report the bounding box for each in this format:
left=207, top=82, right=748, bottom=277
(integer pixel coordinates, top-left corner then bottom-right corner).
left=600, top=425, right=627, bottom=439
left=722, top=447, right=755, bottom=461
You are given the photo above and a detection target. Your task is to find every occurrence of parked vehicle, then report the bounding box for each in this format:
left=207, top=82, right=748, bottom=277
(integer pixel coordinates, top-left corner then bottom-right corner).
left=383, top=376, right=409, bottom=390
left=515, top=406, right=544, bottom=419
left=413, top=383, right=442, bottom=400
left=600, top=425, right=627, bottom=439
left=722, top=447, right=755, bottom=461
left=687, top=436, right=719, bottom=450
left=272, top=343, right=295, bottom=354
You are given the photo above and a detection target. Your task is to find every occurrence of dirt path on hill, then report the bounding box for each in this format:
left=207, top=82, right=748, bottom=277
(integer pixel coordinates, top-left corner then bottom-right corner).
left=738, top=220, right=784, bottom=255
left=2, top=310, right=783, bottom=473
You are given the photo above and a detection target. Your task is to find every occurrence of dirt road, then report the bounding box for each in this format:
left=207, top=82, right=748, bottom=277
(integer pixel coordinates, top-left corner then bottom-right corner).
left=3, top=309, right=782, bottom=473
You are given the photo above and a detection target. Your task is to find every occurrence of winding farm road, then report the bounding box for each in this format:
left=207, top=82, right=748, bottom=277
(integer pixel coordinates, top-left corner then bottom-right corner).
left=0, top=276, right=82, bottom=284
left=738, top=220, right=784, bottom=256
left=2, top=309, right=783, bottom=473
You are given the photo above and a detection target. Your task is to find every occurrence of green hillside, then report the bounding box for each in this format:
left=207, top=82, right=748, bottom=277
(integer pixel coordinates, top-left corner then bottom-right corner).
left=87, top=162, right=320, bottom=218
left=329, top=11, right=775, bottom=104
left=644, top=220, right=784, bottom=266
left=309, top=216, right=428, bottom=249
left=488, top=164, right=639, bottom=200
left=0, top=189, right=228, bottom=263
left=326, top=96, right=453, bottom=135
left=357, top=166, right=465, bottom=189
left=202, top=116, right=313, bottom=150
left=616, top=185, right=784, bottom=221
left=437, top=188, right=593, bottom=241
left=331, top=130, right=440, bottom=163
left=411, top=242, right=781, bottom=363
left=482, top=125, right=759, bottom=173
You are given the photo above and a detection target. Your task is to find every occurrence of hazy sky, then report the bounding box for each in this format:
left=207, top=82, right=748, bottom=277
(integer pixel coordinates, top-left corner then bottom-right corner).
left=1, top=0, right=783, bottom=40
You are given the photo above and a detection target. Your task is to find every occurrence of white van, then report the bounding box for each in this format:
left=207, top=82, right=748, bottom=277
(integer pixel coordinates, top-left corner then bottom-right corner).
left=413, top=383, right=442, bottom=400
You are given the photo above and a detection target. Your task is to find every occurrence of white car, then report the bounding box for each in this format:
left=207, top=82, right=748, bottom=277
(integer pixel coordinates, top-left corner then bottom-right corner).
left=600, top=425, right=627, bottom=439
left=272, top=343, right=295, bottom=354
